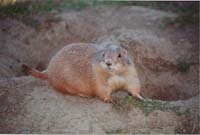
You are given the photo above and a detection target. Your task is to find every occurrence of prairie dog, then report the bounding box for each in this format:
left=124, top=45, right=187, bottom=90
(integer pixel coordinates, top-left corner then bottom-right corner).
left=22, top=43, right=142, bottom=102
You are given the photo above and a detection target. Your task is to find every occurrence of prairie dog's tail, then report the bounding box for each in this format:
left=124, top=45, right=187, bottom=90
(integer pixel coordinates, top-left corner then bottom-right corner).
left=22, top=64, right=48, bottom=80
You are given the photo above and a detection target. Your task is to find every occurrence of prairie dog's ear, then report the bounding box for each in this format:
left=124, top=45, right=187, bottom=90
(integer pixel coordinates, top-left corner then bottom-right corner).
left=119, top=44, right=131, bottom=55
left=119, top=43, right=130, bottom=51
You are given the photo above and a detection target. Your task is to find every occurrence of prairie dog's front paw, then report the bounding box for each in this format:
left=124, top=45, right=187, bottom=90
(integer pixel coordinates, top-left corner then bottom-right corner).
left=101, top=96, right=113, bottom=103
left=104, top=98, right=113, bottom=103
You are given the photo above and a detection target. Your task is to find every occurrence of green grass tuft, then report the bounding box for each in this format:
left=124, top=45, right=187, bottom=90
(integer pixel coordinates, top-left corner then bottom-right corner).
left=0, top=0, right=91, bottom=16
left=129, top=96, right=169, bottom=116
left=0, top=1, right=30, bottom=15
left=177, top=60, right=190, bottom=73
left=106, top=128, right=125, bottom=134
left=112, top=95, right=169, bottom=116
left=173, top=107, right=191, bottom=116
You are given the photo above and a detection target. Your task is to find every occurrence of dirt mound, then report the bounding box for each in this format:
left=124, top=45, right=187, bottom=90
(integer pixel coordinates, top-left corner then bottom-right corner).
left=0, top=6, right=175, bottom=77
left=0, top=6, right=198, bottom=101
left=0, top=5, right=199, bottom=133
left=0, top=16, right=103, bottom=77
left=0, top=77, right=182, bottom=133
left=0, top=76, right=199, bottom=133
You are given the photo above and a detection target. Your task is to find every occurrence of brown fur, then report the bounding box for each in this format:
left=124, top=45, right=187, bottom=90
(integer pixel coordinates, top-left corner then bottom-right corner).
left=22, top=43, right=143, bottom=102
left=22, top=64, right=48, bottom=80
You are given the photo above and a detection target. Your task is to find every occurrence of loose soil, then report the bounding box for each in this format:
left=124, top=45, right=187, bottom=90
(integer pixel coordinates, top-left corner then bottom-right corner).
left=0, top=5, right=199, bottom=133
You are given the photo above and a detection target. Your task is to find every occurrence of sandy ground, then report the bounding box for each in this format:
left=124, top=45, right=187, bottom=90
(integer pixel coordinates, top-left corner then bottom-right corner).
left=0, top=6, right=199, bottom=133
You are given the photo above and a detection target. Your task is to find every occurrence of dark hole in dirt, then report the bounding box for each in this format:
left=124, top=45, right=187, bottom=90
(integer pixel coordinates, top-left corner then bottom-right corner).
left=35, top=62, right=47, bottom=71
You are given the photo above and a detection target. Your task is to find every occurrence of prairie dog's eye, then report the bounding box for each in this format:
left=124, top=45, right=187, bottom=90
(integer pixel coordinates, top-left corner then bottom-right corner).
left=102, top=52, right=105, bottom=57
left=118, top=53, right=121, bottom=58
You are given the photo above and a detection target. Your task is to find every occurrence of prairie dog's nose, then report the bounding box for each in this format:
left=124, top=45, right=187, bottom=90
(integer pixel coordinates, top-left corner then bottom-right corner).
left=106, top=62, right=112, bottom=67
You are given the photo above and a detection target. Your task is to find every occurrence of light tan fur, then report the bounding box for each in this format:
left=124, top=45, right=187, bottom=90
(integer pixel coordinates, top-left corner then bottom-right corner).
left=22, top=43, right=143, bottom=102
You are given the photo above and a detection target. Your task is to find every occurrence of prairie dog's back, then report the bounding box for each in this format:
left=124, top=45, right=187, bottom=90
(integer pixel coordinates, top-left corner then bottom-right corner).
left=47, top=43, right=101, bottom=94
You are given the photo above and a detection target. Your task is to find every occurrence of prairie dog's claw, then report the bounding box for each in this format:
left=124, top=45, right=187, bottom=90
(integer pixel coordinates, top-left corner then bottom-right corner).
left=136, top=94, right=144, bottom=100
left=103, top=97, right=113, bottom=103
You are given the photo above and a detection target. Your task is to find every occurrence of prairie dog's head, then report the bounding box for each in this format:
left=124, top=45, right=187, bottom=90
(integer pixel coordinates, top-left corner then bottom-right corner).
left=98, top=43, right=132, bottom=74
